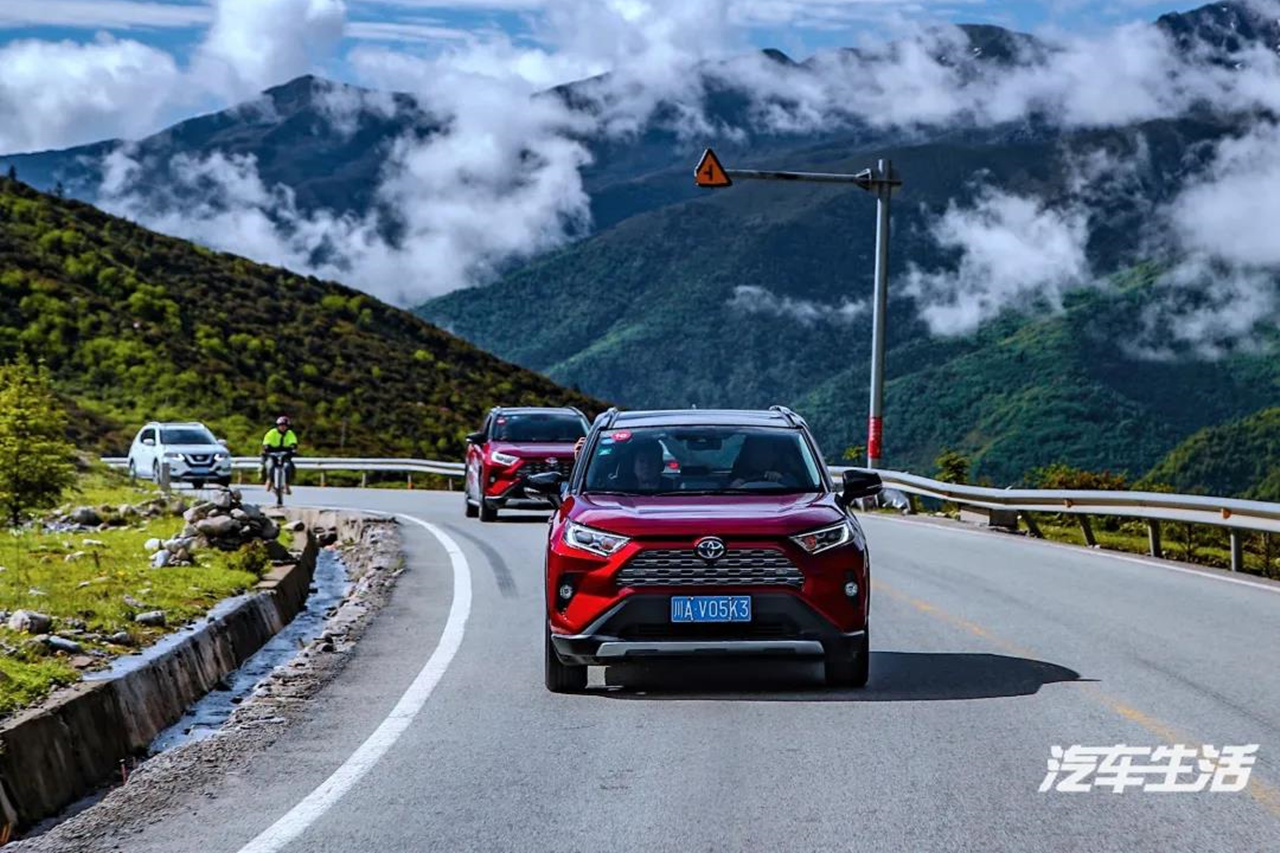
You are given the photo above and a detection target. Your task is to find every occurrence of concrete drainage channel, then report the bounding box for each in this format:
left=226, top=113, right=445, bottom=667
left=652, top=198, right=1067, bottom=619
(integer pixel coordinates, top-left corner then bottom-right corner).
left=0, top=509, right=403, bottom=846
left=149, top=547, right=349, bottom=753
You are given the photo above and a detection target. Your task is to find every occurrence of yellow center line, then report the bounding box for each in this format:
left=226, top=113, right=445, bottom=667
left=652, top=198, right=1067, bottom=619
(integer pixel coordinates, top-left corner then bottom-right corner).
left=872, top=578, right=1280, bottom=819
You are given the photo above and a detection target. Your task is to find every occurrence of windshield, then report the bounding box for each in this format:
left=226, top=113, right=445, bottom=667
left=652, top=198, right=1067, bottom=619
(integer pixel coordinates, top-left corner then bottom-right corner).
left=491, top=413, right=586, bottom=443
left=582, top=425, right=823, bottom=495
left=160, top=427, right=217, bottom=445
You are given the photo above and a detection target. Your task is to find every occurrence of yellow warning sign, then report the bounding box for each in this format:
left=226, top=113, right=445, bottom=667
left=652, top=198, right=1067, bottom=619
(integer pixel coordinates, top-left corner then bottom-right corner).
left=694, top=148, right=732, bottom=188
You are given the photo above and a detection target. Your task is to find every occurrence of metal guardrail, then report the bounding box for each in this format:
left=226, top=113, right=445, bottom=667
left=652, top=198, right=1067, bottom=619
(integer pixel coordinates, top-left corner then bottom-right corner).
left=833, top=468, right=1280, bottom=536
left=103, top=456, right=465, bottom=477
left=103, top=456, right=1278, bottom=568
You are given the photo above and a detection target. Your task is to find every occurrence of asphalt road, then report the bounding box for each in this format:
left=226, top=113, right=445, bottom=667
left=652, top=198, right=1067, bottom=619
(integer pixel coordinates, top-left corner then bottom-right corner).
left=70, top=487, right=1280, bottom=852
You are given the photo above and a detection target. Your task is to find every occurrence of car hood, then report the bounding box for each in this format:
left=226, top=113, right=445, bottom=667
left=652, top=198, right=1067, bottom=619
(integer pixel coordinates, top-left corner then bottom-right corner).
left=490, top=442, right=578, bottom=458
left=165, top=444, right=226, bottom=456
left=570, top=493, right=844, bottom=539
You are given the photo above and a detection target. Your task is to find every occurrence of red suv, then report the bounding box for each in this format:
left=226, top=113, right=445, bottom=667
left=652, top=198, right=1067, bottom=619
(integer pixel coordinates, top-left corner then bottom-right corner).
left=464, top=407, right=590, bottom=522
left=527, top=407, right=882, bottom=692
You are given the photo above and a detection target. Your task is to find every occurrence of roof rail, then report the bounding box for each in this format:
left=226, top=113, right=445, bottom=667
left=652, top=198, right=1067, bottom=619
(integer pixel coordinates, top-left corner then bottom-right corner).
left=602, top=407, right=621, bottom=429
left=769, top=405, right=801, bottom=426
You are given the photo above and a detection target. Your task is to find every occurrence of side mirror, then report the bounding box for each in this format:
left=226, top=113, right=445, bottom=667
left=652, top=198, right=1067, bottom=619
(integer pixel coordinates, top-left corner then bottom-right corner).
left=465, top=431, right=486, bottom=445
left=142, top=438, right=155, bottom=447
left=217, top=438, right=229, bottom=447
left=526, top=471, right=566, bottom=507
left=840, top=469, right=882, bottom=507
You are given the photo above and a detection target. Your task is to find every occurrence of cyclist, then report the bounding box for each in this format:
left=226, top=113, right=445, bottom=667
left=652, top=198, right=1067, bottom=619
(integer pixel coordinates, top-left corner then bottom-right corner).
left=261, top=416, right=299, bottom=494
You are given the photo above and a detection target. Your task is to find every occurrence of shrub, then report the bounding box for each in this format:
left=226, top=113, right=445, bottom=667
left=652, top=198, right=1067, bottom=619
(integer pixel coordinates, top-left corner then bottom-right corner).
left=0, top=357, right=77, bottom=525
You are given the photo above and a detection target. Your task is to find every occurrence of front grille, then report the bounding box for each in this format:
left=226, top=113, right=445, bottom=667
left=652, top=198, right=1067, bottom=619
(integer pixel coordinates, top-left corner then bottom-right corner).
left=520, top=458, right=569, bottom=477
left=617, top=548, right=804, bottom=588
left=185, top=454, right=212, bottom=465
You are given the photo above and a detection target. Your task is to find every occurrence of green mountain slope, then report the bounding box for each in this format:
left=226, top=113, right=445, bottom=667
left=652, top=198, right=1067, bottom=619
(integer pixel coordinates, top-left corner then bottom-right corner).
left=0, top=177, right=599, bottom=457
left=1145, top=409, right=1280, bottom=501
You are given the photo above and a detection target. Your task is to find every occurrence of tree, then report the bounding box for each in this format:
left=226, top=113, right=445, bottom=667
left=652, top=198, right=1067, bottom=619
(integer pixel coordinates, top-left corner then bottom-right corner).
left=934, top=448, right=971, bottom=485
left=4, top=165, right=14, bottom=182
left=53, top=181, right=65, bottom=198
left=0, top=357, right=77, bottom=525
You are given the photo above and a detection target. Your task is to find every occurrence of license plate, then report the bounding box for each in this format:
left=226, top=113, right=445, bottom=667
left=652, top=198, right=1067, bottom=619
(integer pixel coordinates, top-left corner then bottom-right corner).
left=670, top=595, right=751, bottom=623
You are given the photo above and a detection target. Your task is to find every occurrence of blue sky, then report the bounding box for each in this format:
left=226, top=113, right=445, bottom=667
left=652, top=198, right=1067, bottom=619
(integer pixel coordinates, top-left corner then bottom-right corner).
left=0, top=1, right=1207, bottom=78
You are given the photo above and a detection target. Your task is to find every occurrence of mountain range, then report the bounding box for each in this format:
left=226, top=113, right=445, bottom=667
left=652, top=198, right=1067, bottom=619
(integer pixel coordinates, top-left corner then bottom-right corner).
left=1, top=1, right=1276, bottom=495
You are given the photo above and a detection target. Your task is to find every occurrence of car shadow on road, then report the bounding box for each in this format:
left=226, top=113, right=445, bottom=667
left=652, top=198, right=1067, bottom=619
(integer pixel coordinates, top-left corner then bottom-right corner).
left=593, top=651, right=1086, bottom=702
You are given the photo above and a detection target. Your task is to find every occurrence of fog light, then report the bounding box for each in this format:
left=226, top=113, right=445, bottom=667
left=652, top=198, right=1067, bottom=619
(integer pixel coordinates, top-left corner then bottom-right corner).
left=558, top=583, right=575, bottom=601
left=844, top=581, right=859, bottom=598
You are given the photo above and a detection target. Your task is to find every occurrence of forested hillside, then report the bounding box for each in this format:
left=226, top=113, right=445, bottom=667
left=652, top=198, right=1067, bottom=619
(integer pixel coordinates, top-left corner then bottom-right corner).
left=1146, top=409, right=1280, bottom=502
left=0, top=178, right=599, bottom=457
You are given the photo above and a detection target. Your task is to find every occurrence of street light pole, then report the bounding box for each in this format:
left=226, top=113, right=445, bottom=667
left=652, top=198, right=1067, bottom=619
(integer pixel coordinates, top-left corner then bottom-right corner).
left=694, top=149, right=902, bottom=470
left=867, top=158, right=893, bottom=470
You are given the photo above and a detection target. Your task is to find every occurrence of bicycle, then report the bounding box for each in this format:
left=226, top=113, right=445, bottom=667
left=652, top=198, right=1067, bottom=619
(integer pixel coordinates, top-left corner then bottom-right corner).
left=264, top=449, right=294, bottom=507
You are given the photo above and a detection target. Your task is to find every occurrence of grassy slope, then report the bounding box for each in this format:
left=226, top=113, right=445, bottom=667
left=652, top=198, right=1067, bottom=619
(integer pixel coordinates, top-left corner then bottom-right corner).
left=0, top=473, right=259, bottom=716
left=0, top=178, right=600, bottom=458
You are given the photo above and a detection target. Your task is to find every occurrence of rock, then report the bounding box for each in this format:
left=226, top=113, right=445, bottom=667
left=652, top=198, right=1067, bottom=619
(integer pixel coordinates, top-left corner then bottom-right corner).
left=240, top=504, right=264, bottom=521
left=69, top=507, right=102, bottom=526
left=82, top=538, right=106, bottom=548
left=46, top=636, right=83, bottom=654
left=196, top=515, right=240, bottom=538
left=211, top=490, right=234, bottom=511
left=144, top=538, right=162, bottom=552
left=230, top=489, right=243, bottom=503
left=108, top=631, right=133, bottom=645
left=151, top=550, right=172, bottom=568
left=8, top=610, right=53, bottom=634
left=261, top=520, right=280, bottom=541
left=183, top=502, right=214, bottom=524
left=182, top=524, right=199, bottom=538
left=135, top=610, right=166, bottom=627
left=123, top=595, right=147, bottom=609
left=63, top=618, right=87, bottom=631
left=64, top=551, right=88, bottom=563
left=231, top=509, right=249, bottom=521
left=174, top=549, right=193, bottom=564
left=69, top=655, right=96, bottom=669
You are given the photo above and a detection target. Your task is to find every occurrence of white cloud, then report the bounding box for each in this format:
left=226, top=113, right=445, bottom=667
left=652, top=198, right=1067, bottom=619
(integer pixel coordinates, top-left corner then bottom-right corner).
left=905, top=186, right=1093, bottom=335
left=728, top=285, right=866, bottom=324
left=194, top=0, right=348, bottom=100
left=0, top=35, right=185, bottom=152
left=0, top=1, right=212, bottom=30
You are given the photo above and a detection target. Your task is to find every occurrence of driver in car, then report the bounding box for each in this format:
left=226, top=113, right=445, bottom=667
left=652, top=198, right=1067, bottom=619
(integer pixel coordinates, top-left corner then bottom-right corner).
left=627, top=438, right=666, bottom=492
left=729, top=436, right=798, bottom=488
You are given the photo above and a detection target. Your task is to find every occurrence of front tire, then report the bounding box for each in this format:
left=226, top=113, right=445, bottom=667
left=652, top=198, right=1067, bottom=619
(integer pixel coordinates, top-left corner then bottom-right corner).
left=545, top=625, right=587, bottom=693
left=465, top=497, right=479, bottom=518
left=825, top=628, right=870, bottom=688
left=127, top=460, right=137, bottom=481
left=479, top=500, right=498, bottom=523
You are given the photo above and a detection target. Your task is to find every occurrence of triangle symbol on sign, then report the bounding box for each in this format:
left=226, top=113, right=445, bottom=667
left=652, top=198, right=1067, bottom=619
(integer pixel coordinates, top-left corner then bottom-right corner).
left=694, top=148, right=732, bottom=188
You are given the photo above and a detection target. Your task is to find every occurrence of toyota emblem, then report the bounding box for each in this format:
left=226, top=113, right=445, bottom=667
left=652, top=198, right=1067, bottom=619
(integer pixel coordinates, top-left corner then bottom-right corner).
left=695, top=537, right=726, bottom=561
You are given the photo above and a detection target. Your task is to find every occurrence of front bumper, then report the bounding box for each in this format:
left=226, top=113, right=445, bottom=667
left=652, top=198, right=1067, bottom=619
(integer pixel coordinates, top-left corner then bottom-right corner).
left=484, top=478, right=554, bottom=509
left=549, top=593, right=865, bottom=666
left=165, top=461, right=233, bottom=481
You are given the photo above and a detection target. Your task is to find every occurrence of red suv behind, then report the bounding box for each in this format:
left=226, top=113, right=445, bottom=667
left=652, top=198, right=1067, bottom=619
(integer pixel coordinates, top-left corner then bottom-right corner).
left=528, top=407, right=882, bottom=692
left=464, top=407, right=590, bottom=522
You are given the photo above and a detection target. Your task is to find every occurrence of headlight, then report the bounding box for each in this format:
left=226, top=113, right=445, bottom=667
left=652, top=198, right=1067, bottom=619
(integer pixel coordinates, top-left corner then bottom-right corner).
left=563, top=521, right=630, bottom=557
left=490, top=450, right=520, bottom=467
left=164, top=451, right=183, bottom=459
left=791, top=520, right=854, bottom=555
left=214, top=453, right=228, bottom=461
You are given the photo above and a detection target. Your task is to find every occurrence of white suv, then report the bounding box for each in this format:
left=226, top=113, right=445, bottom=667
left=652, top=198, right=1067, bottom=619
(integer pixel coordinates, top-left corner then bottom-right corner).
left=127, top=422, right=233, bottom=488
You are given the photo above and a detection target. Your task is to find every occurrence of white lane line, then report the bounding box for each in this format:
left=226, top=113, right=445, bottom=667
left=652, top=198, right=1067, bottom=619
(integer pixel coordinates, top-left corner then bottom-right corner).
left=236, top=515, right=472, bottom=853
left=862, top=512, right=1280, bottom=597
